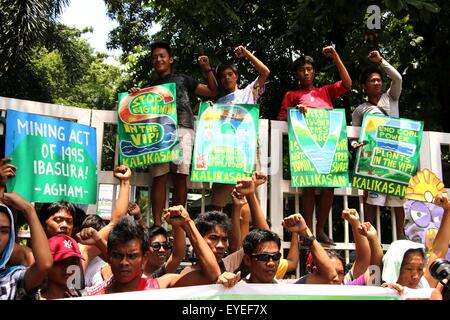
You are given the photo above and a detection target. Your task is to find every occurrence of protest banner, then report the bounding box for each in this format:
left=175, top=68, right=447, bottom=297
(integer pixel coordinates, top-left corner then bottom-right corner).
left=117, top=83, right=179, bottom=168
left=5, top=109, right=97, bottom=204
left=404, top=169, right=450, bottom=260
left=191, top=103, right=259, bottom=184
left=406, top=169, right=446, bottom=202
left=352, top=114, right=423, bottom=197
left=288, top=108, right=349, bottom=188
left=405, top=200, right=450, bottom=261
left=73, top=283, right=433, bottom=300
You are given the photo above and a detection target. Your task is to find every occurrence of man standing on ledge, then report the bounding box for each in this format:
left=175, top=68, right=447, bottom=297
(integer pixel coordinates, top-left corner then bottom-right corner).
left=351, top=50, right=405, bottom=239
left=211, top=45, right=270, bottom=211
left=131, top=41, right=218, bottom=225
left=277, top=46, right=352, bottom=245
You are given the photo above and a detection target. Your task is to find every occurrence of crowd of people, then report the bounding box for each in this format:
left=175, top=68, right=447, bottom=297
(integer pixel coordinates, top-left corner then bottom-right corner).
left=0, top=41, right=449, bottom=300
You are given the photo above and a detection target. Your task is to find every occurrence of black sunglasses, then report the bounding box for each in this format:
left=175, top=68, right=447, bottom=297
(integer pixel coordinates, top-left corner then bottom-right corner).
left=251, top=252, right=282, bottom=262
left=150, top=241, right=172, bottom=250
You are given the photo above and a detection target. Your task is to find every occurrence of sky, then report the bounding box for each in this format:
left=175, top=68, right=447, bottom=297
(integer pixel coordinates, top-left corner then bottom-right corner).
left=59, top=0, right=121, bottom=58
left=59, top=0, right=161, bottom=63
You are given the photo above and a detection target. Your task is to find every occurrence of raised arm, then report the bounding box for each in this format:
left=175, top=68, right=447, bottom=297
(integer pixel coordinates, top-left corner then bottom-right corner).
left=0, top=158, right=16, bottom=198
left=76, top=227, right=108, bottom=259
left=425, top=193, right=450, bottom=287
left=234, top=45, right=270, bottom=90
left=229, top=189, right=246, bottom=252
left=109, top=166, right=132, bottom=224
left=283, top=213, right=337, bottom=284
left=368, top=50, right=402, bottom=101
left=236, top=174, right=269, bottom=231
left=162, top=205, right=221, bottom=288
left=323, top=46, right=352, bottom=90
left=2, top=161, right=35, bottom=268
left=80, top=165, right=132, bottom=264
left=358, top=222, right=384, bottom=269
left=164, top=221, right=186, bottom=273
left=282, top=217, right=300, bottom=273
left=9, top=243, right=35, bottom=267
left=2, top=192, right=52, bottom=291
left=342, top=209, right=371, bottom=279
left=195, top=55, right=218, bottom=97
left=98, top=165, right=132, bottom=236
left=238, top=172, right=269, bottom=243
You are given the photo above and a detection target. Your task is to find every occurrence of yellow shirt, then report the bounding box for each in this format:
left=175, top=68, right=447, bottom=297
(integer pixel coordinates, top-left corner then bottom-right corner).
left=275, top=258, right=288, bottom=279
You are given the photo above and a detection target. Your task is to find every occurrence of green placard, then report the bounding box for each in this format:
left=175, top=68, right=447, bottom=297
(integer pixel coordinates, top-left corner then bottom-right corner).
left=191, top=103, right=259, bottom=184
left=352, top=114, right=423, bottom=197
left=288, top=108, right=349, bottom=187
left=5, top=110, right=97, bottom=204
left=117, top=83, right=180, bottom=168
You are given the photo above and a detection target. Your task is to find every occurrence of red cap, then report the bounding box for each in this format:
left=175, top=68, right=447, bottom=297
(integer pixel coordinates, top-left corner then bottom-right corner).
left=48, top=234, right=84, bottom=262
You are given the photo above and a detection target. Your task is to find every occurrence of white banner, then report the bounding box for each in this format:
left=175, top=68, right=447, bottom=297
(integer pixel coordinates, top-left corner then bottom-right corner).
left=70, top=283, right=434, bottom=300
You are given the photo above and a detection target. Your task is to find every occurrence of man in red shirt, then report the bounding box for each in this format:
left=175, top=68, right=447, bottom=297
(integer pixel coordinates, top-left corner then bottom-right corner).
left=85, top=205, right=222, bottom=295
left=277, top=46, right=352, bottom=245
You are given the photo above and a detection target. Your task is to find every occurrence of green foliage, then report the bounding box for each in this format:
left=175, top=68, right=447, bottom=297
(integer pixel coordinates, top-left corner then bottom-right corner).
left=0, top=21, right=126, bottom=110
left=0, top=0, right=70, bottom=75
left=0, top=0, right=49, bottom=74
left=104, top=0, right=449, bottom=131
left=2, top=0, right=449, bottom=132
left=0, top=1, right=127, bottom=112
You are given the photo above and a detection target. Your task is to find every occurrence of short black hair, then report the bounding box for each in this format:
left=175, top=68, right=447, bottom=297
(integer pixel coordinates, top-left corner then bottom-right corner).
left=73, top=206, right=87, bottom=235
left=194, top=210, right=231, bottom=237
left=360, top=66, right=383, bottom=85
left=327, top=250, right=345, bottom=269
left=243, top=228, right=280, bottom=256
left=216, top=63, right=238, bottom=79
left=39, top=201, right=76, bottom=227
left=307, top=249, right=345, bottom=272
left=82, top=214, right=107, bottom=231
left=293, top=55, right=316, bottom=73
left=107, top=216, right=149, bottom=254
left=148, top=225, right=168, bottom=240
left=150, top=41, right=172, bottom=57
left=402, top=248, right=425, bottom=266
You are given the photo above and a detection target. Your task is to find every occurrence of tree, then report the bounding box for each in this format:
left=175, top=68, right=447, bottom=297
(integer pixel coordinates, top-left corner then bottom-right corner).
left=0, top=0, right=70, bottom=75
left=104, top=0, right=449, bottom=131
left=1, top=22, right=126, bottom=111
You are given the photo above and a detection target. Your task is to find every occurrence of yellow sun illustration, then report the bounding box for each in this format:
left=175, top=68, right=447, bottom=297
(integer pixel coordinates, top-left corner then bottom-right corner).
left=406, top=169, right=445, bottom=202
left=365, top=118, right=385, bottom=133
left=201, top=109, right=221, bottom=121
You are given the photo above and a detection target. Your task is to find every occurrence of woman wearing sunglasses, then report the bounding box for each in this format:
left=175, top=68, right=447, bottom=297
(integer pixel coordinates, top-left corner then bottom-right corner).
left=142, top=224, right=186, bottom=279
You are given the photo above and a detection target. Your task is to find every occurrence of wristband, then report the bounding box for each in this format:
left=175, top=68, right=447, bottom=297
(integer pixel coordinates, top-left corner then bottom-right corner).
left=300, top=235, right=316, bottom=247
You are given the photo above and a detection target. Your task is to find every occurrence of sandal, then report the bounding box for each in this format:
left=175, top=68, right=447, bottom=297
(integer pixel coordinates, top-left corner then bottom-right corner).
left=316, top=232, right=336, bottom=246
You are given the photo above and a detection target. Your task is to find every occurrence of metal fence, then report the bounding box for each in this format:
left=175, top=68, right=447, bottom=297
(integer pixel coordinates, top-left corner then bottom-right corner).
left=1, top=96, right=449, bottom=273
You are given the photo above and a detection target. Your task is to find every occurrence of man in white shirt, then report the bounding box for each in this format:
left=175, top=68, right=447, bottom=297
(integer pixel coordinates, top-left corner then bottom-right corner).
left=351, top=50, right=405, bottom=239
